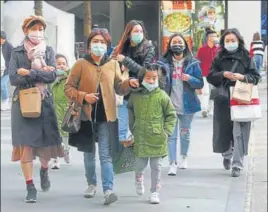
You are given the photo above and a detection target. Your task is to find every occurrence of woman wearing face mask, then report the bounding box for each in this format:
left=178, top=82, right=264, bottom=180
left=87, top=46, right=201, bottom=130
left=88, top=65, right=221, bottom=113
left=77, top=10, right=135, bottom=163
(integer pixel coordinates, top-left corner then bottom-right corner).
left=112, top=20, right=155, bottom=147
left=207, top=28, right=260, bottom=177
left=51, top=54, right=71, bottom=169
left=157, top=33, right=204, bottom=176
left=9, top=15, right=64, bottom=203
left=64, top=29, right=139, bottom=205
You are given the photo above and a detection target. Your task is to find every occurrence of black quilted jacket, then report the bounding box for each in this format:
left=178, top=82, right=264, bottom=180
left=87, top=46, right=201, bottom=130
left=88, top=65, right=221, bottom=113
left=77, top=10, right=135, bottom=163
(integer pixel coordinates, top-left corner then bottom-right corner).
left=121, top=40, right=155, bottom=78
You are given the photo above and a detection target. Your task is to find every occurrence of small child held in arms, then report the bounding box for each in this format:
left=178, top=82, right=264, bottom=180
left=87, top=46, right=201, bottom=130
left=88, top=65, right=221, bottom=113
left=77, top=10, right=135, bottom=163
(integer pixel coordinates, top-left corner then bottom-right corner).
left=128, top=64, right=177, bottom=204
left=51, top=54, right=71, bottom=169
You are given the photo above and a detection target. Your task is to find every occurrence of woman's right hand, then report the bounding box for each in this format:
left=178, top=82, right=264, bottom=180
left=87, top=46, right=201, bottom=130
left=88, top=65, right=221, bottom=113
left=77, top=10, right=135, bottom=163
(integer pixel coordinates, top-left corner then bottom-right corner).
left=17, top=68, right=30, bottom=76
left=223, top=71, right=234, bottom=80
left=84, top=93, right=99, bottom=104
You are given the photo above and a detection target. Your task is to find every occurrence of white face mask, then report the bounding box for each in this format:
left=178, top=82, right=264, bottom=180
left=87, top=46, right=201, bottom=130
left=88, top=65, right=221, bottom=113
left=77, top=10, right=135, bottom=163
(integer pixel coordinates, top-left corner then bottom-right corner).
left=225, top=42, right=239, bottom=52
left=28, top=30, right=44, bottom=44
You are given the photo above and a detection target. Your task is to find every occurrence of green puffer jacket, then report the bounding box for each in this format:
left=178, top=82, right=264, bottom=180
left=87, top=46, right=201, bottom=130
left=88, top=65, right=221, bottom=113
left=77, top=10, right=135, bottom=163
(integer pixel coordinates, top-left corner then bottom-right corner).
left=51, top=71, right=70, bottom=137
left=128, top=87, right=177, bottom=158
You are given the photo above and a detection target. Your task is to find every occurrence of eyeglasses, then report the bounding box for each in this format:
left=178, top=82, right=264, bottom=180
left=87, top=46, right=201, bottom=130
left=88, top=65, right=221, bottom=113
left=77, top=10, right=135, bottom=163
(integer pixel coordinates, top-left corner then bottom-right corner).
left=91, top=28, right=109, bottom=33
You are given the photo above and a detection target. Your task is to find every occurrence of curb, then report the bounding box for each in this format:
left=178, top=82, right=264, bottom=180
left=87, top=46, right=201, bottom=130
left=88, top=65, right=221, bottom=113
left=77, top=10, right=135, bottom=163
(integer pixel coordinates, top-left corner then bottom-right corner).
left=243, top=126, right=255, bottom=212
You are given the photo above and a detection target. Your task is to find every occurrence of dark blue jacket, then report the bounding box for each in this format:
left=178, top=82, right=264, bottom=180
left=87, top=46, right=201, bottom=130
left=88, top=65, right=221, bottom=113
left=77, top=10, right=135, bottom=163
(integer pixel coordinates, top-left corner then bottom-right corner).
left=157, top=56, right=204, bottom=114
left=1, top=40, right=13, bottom=76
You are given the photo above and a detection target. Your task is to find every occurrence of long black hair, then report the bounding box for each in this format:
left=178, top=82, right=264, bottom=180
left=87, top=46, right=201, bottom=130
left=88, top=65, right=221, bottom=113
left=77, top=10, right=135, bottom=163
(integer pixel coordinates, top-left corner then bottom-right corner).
left=163, top=33, right=193, bottom=66
left=217, top=28, right=250, bottom=59
left=114, top=20, right=149, bottom=56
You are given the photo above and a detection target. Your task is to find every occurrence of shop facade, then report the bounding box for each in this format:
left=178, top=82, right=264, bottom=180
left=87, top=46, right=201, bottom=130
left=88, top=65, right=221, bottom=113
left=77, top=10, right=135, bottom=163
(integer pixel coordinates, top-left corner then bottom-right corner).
left=160, top=0, right=227, bottom=55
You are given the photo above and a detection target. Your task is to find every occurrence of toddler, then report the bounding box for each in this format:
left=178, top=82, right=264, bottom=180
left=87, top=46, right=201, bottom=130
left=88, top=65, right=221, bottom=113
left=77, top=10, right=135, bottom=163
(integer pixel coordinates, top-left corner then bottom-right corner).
left=128, top=64, right=176, bottom=204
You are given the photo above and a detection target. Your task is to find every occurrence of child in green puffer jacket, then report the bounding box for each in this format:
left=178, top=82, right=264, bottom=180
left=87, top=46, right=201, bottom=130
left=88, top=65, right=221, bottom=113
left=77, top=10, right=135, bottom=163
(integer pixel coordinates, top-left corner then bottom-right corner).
left=127, top=64, right=176, bottom=204
left=51, top=54, right=71, bottom=169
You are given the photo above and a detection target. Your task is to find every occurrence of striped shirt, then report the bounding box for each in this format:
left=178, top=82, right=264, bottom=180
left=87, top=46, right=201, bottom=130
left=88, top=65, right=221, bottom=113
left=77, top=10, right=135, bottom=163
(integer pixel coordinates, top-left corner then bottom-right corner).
left=251, top=40, right=265, bottom=56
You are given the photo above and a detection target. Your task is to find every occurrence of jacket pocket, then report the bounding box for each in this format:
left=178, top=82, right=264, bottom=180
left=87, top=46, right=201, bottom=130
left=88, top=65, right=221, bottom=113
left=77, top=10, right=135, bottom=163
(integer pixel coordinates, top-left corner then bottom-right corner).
left=152, top=123, right=162, bottom=135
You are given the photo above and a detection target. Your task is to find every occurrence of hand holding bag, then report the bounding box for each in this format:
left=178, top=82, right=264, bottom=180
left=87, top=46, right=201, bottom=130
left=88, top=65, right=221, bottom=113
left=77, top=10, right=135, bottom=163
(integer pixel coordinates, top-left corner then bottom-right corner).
left=231, top=76, right=254, bottom=104
left=19, top=87, right=42, bottom=118
left=61, top=102, right=82, bottom=133
left=62, top=63, right=103, bottom=133
left=210, top=60, right=239, bottom=102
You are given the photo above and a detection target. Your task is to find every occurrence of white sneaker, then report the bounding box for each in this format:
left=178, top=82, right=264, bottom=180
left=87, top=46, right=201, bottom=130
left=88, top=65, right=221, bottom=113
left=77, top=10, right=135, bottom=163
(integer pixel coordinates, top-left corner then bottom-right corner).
left=168, top=162, right=177, bottom=176
left=84, top=185, right=96, bottom=198
left=1, top=99, right=10, bottom=111
left=103, top=190, right=118, bottom=205
left=178, top=156, right=188, bottom=169
left=149, top=192, right=160, bottom=204
left=135, top=175, right=145, bottom=195
left=51, top=159, right=60, bottom=170
left=63, top=150, right=70, bottom=164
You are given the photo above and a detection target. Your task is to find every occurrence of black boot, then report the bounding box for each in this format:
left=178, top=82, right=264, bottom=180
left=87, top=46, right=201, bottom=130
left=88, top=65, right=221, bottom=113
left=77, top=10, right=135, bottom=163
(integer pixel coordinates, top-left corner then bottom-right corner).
left=40, top=168, right=51, bottom=192
left=25, top=184, right=37, bottom=203
left=231, top=167, right=241, bottom=177
left=223, top=158, right=231, bottom=170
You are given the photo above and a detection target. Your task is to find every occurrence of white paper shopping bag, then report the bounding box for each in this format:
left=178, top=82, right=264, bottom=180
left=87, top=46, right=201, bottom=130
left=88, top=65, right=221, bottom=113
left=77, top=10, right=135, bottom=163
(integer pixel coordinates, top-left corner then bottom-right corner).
left=230, top=86, right=262, bottom=122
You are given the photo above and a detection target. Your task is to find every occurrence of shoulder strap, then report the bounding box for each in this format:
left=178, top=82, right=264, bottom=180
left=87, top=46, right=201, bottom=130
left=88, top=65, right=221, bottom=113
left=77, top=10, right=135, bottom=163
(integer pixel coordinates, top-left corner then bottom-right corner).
left=230, top=60, right=239, bottom=73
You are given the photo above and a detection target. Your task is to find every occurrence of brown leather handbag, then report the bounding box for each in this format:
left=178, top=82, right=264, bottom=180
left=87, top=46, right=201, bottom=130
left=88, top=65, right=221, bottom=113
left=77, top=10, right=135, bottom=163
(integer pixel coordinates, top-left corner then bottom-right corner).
left=19, top=87, right=42, bottom=118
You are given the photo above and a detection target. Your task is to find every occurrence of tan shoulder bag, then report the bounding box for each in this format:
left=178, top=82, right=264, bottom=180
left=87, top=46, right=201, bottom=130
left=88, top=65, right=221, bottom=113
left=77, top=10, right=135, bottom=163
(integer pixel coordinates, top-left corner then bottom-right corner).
left=19, top=87, right=42, bottom=118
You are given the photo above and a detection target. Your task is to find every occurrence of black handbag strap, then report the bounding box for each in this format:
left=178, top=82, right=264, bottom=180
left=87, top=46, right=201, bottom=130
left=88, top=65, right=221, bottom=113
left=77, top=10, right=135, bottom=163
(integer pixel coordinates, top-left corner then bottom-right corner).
left=230, top=60, right=239, bottom=73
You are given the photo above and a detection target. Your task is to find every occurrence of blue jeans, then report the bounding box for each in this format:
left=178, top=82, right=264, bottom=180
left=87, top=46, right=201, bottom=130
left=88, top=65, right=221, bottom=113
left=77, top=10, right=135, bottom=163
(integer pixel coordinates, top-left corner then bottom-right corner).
left=168, top=114, right=194, bottom=162
left=1, top=75, right=9, bottom=100
left=253, top=55, right=263, bottom=73
left=118, top=100, right=129, bottom=141
left=84, top=122, right=114, bottom=192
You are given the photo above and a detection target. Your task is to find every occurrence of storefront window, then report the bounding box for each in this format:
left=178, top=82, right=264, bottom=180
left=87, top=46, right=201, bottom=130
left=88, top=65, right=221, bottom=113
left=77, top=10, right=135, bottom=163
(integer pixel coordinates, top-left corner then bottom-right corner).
left=161, top=0, right=226, bottom=55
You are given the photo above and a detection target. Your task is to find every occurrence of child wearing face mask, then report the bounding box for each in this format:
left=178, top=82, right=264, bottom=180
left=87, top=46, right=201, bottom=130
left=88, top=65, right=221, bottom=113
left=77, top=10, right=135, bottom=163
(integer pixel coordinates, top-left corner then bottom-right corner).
left=128, top=64, right=176, bottom=204
left=51, top=54, right=71, bottom=169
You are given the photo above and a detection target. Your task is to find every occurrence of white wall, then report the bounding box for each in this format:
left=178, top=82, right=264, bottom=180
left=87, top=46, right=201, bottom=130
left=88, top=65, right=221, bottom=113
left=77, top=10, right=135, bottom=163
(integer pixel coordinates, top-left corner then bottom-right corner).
left=0, top=1, right=3, bottom=29
left=228, top=1, right=261, bottom=49
left=3, top=1, right=76, bottom=66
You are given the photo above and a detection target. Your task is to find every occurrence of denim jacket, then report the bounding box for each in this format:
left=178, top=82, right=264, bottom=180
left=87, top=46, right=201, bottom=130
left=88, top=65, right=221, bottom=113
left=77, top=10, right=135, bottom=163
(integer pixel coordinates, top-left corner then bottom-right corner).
left=157, top=56, right=204, bottom=114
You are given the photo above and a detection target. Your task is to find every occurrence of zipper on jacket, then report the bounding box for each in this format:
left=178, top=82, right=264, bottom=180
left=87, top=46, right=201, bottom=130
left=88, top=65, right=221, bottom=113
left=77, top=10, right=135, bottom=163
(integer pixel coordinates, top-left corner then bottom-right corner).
left=94, top=64, right=100, bottom=124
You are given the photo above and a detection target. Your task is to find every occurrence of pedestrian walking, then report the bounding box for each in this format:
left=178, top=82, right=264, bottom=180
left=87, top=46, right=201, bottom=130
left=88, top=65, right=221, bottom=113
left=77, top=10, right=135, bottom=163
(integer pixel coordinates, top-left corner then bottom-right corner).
left=128, top=64, right=176, bottom=204
left=249, top=32, right=265, bottom=75
left=9, top=15, right=64, bottom=203
left=50, top=54, right=71, bottom=169
left=64, top=29, right=139, bottom=205
left=1, top=30, right=13, bottom=111
left=157, top=33, right=204, bottom=175
left=207, top=28, right=260, bottom=177
left=196, top=29, right=220, bottom=117
left=112, top=20, right=155, bottom=147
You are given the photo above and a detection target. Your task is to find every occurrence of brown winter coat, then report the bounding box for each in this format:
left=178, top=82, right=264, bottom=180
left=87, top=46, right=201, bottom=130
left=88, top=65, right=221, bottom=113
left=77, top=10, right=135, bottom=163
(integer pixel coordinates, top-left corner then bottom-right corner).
left=64, top=58, right=130, bottom=122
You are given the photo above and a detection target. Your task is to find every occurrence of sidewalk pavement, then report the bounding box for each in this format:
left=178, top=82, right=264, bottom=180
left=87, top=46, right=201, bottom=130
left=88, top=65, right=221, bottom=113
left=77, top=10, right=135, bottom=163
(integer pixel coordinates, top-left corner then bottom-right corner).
left=1, top=79, right=267, bottom=212
left=247, top=78, right=267, bottom=212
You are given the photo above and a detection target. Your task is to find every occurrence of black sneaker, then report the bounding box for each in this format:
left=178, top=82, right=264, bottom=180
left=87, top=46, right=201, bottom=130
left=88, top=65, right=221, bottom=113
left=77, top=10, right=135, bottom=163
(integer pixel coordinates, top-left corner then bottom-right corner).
left=231, top=167, right=241, bottom=177
left=25, top=184, right=37, bottom=203
left=223, top=158, right=231, bottom=170
left=40, top=168, right=51, bottom=192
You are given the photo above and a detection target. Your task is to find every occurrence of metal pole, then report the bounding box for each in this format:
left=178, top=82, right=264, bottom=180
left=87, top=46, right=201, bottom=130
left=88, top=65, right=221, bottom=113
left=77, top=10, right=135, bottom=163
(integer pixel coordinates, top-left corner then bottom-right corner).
left=1, top=0, right=4, bottom=30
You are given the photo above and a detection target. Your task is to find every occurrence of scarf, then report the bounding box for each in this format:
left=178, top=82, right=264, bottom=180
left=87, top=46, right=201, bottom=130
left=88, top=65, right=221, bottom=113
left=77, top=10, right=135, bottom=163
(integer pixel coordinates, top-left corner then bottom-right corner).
left=24, top=39, right=47, bottom=99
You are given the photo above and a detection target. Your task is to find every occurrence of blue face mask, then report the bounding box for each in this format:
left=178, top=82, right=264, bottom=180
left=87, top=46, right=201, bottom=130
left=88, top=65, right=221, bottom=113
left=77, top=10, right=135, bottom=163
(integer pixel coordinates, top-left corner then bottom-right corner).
left=142, top=80, right=159, bottom=92
left=225, top=42, right=238, bottom=52
left=214, top=38, right=220, bottom=44
left=131, top=33, right=144, bottom=45
left=91, top=43, right=107, bottom=57
left=55, top=69, right=67, bottom=76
